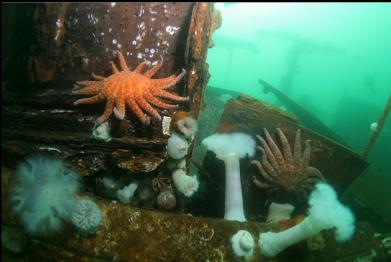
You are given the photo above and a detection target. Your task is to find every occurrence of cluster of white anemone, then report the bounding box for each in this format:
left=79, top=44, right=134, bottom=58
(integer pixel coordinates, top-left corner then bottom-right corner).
left=201, top=132, right=356, bottom=259
left=167, top=115, right=199, bottom=197
left=10, top=154, right=104, bottom=236
left=202, top=132, right=257, bottom=258
left=259, top=183, right=355, bottom=257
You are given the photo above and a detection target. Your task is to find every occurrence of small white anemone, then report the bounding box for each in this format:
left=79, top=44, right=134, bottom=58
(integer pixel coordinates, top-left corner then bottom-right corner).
left=172, top=169, right=199, bottom=197
left=116, top=182, right=138, bottom=204
left=231, top=230, right=255, bottom=258
left=92, top=122, right=112, bottom=142
left=176, top=116, right=198, bottom=139
left=167, top=132, right=188, bottom=160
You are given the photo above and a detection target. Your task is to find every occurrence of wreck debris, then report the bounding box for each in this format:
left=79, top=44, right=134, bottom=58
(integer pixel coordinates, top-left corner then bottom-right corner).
left=28, top=55, right=58, bottom=82
left=259, top=77, right=348, bottom=146
left=54, top=3, right=69, bottom=45
left=216, top=94, right=368, bottom=193
left=362, top=94, right=391, bottom=158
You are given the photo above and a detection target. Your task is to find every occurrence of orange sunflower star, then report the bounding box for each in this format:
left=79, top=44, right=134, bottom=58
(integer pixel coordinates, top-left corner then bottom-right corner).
left=72, top=51, right=188, bottom=125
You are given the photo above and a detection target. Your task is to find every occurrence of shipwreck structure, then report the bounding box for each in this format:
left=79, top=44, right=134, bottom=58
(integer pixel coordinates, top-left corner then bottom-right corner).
left=1, top=3, right=390, bottom=261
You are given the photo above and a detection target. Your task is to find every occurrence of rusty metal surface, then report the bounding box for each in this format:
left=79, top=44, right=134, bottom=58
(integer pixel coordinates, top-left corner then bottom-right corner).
left=28, top=3, right=192, bottom=84
left=1, top=3, right=213, bottom=176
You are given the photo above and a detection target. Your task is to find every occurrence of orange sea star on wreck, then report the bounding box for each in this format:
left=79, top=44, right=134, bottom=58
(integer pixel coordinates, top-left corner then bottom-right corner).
left=72, top=51, right=188, bottom=125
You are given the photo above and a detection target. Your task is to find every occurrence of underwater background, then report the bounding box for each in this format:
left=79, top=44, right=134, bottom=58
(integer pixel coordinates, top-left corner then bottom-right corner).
left=199, top=2, right=391, bottom=231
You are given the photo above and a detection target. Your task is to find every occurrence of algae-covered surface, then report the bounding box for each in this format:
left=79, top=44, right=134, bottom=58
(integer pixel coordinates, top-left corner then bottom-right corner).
left=2, top=167, right=389, bottom=261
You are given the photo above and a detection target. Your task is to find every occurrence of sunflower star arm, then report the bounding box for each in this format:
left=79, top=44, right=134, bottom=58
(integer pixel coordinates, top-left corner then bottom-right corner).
left=256, top=135, right=281, bottom=173
left=155, top=89, right=189, bottom=102
left=144, top=55, right=163, bottom=78
left=116, top=51, right=129, bottom=71
left=151, top=75, right=176, bottom=89
left=72, top=85, right=102, bottom=95
left=277, top=128, right=293, bottom=164
left=127, top=99, right=149, bottom=125
left=151, top=75, right=175, bottom=88
left=97, top=98, right=115, bottom=124
left=253, top=176, right=270, bottom=188
left=76, top=80, right=102, bottom=87
left=137, top=96, right=162, bottom=121
left=113, top=97, right=126, bottom=120
left=251, top=160, right=276, bottom=184
left=151, top=69, right=186, bottom=90
left=258, top=147, right=277, bottom=177
left=306, top=166, right=325, bottom=181
left=144, top=93, right=178, bottom=109
left=73, top=94, right=104, bottom=106
left=92, top=72, right=106, bottom=80
left=264, top=128, right=285, bottom=165
left=134, top=61, right=151, bottom=74
left=110, top=61, right=119, bottom=74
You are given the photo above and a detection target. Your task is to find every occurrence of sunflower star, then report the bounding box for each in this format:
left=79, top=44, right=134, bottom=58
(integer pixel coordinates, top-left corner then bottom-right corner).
left=72, top=51, right=188, bottom=125
left=252, top=128, right=325, bottom=200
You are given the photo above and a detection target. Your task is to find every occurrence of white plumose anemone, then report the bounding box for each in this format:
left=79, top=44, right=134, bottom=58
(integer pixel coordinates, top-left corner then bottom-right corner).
left=172, top=169, right=199, bottom=197
left=167, top=132, right=189, bottom=160
left=259, top=183, right=355, bottom=258
left=176, top=116, right=198, bottom=139
left=91, top=121, right=112, bottom=142
left=116, top=182, right=138, bottom=204
left=10, top=154, right=81, bottom=236
left=202, top=132, right=256, bottom=222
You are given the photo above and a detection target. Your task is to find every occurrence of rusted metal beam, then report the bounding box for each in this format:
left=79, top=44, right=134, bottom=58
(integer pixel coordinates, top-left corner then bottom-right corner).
left=362, top=95, right=391, bottom=158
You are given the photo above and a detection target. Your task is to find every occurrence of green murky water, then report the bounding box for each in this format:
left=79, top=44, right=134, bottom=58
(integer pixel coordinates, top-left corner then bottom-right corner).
left=204, top=2, right=391, bottom=230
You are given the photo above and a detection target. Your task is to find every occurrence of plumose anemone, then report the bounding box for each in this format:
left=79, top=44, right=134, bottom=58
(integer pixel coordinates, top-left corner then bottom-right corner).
left=258, top=183, right=355, bottom=257
left=202, top=132, right=256, bottom=222
left=10, top=154, right=81, bottom=236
